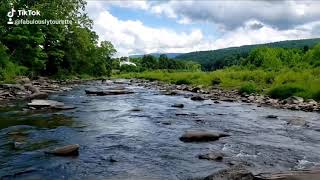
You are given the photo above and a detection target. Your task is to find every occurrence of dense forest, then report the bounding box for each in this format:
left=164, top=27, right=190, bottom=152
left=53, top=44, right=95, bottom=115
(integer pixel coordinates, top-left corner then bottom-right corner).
left=0, top=0, right=116, bottom=81
left=175, top=38, right=320, bottom=71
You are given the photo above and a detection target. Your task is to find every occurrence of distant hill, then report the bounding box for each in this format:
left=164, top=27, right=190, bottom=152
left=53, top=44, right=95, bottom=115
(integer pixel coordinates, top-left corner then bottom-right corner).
left=175, top=38, right=320, bottom=70
left=130, top=53, right=183, bottom=59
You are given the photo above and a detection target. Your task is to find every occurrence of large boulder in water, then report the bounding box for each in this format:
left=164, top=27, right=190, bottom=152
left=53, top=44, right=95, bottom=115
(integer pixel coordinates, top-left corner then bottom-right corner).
left=27, top=99, right=75, bottom=110
left=28, top=99, right=64, bottom=108
left=45, top=144, right=80, bottom=156
left=255, top=168, right=320, bottom=180
left=204, top=165, right=254, bottom=180
left=85, top=88, right=133, bottom=96
left=179, top=130, right=229, bottom=142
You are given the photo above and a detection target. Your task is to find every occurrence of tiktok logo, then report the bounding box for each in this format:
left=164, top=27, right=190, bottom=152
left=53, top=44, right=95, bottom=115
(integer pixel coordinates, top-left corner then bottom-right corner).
left=7, top=3, right=16, bottom=24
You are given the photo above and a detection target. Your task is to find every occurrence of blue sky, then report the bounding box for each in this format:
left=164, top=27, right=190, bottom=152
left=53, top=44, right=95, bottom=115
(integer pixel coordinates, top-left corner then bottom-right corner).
left=86, top=0, right=320, bottom=57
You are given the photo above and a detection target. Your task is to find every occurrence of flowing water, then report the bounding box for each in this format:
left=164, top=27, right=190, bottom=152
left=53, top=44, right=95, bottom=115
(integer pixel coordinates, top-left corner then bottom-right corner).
left=1, top=80, right=320, bottom=179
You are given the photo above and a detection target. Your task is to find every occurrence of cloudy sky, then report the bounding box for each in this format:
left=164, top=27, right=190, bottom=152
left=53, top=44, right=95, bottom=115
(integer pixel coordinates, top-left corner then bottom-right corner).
left=86, top=0, right=320, bottom=56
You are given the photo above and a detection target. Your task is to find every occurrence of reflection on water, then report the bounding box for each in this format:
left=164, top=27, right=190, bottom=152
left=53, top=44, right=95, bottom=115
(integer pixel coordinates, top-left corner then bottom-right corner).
left=0, top=114, right=74, bottom=130
left=0, top=80, right=320, bottom=179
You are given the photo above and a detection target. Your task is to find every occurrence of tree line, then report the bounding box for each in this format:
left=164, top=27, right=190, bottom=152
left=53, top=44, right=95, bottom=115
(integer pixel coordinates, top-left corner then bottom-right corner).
left=113, top=54, right=201, bottom=73
left=0, top=0, right=116, bottom=81
left=175, top=38, right=320, bottom=71
left=242, top=44, right=320, bottom=69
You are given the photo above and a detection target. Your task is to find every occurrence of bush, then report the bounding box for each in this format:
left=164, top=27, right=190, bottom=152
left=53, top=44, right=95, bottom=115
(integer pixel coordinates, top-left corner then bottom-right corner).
left=175, top=79, right=191, bottom=85
left=312, top=91, right=320, bottom=100
left=0, top=61, right=27, bottom=82
left=239, top=82, right=257, bottom=94
left=268, top=84, right=306, bottom=99
left=211, top=77, right=221, bottom=85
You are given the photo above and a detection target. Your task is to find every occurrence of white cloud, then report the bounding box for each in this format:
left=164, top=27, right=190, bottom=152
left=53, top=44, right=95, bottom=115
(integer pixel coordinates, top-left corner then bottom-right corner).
left=212, top=20, right=318, bottom=49
left=149, top=0, right=320, bottom=30
left=93, top=10, right=207, bottom=56
left=85, top=1, right=320, bottom=57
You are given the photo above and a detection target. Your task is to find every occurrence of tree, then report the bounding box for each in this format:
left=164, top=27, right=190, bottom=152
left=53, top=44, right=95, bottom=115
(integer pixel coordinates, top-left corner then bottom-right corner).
left=0, top=0, right=117, bottom=79
left=141, top=55, right=158, bottom=70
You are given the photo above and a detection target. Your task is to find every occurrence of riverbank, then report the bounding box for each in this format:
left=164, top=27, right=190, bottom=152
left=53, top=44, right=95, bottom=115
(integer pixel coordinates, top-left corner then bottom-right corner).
left=0, top=76, right=92, bottom=106
left=1, top=76, right=319, bottom=113
left=127, top=78, right=320, bottom=112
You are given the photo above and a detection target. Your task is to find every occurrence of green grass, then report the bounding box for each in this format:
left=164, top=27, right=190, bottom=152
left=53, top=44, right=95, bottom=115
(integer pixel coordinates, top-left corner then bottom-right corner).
left=0, top=61, right=28, bottom=83
left=239, top=82, right=257, bottom=94
left=116, top=67, right=320, bottom=100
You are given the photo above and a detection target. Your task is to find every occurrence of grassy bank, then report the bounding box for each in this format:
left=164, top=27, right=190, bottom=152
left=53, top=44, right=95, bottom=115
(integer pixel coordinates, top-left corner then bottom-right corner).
left=116, top=67, right=320, bottom=100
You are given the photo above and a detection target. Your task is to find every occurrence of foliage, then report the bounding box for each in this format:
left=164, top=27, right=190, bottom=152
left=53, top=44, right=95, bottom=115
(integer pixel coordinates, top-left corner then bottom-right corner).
left=268, top=84, right=306, bottom=99
left=211, top=77, right=221, bottom=85
left=117, top=44, right=320, bottom=101
left=239, top=82, right=257, bottom=94
left=115, top=54, right=201, bottom=73
left=175, top=38, right=320, bottom=70
left=0, top=0, right=116, bottom=80
left=175, top=79, right=191, bottom=85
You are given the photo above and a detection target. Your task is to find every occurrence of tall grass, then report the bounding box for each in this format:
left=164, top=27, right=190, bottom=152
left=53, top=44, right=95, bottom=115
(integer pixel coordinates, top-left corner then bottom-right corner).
left=0, top=61, right=28, bottom=83
left=117, top=67, right=320, bottom=100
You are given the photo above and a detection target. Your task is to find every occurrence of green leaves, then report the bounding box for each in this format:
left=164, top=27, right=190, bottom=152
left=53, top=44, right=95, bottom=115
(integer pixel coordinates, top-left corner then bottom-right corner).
left=0, top=0, right=117, bottom=78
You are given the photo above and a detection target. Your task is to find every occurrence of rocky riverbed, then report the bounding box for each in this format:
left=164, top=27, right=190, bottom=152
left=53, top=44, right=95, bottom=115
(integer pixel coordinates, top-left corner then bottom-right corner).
left=0, top=78, right=320, bottom=179
left=0, top=76, right=85, bottom=104
left=129, top=78, right=320, bottom=112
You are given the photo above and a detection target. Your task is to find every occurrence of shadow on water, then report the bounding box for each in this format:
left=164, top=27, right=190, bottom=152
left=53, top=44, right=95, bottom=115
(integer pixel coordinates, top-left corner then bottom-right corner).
left=0, top=113, right=75, bottom=130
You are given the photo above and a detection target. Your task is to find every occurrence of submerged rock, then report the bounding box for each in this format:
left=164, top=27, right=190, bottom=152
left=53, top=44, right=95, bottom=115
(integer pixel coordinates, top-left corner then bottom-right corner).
left=179, top=130, right=229, bottom=142
left=266, top=115, right=278, bottom=119
left=286, top=118, right=308, bottom=127
left=13, top=141, right=25, bottom=150
left=85, top=88, right=133, bottom=96
left=45, top=144, right=80, bottom=156
left=204, top=165, right=254, bottom=180
left=130, top=107, right=142, bottom=112
left=198, top=152, right=224, bottom=161
left=191, top=96, right=206, bottom=101
left=255, top=168, right=320, bottom=180
left=109, top=156, right=118, bottom=162
left=171, top=103, right=184, bottom=108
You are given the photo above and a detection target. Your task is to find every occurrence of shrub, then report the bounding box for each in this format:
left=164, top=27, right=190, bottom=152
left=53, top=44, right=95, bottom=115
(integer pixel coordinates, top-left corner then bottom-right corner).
left=312, top=91, right=320, bottom=101
left=268, top=84, right=306, bottom=99
left=175, top=79, right=191, bottom=85
left=211, top=77, right=221, bottom=85
left=239, top=82, right=257, bottom=94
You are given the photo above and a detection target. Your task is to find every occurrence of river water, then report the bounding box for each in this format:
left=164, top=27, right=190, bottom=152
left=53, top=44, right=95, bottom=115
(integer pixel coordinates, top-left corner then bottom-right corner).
left=0, top=80, right=320, bottom=179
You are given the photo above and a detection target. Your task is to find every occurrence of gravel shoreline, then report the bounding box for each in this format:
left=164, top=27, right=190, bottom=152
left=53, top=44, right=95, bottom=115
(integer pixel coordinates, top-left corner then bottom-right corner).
left=129, top=78, right=320, bottom=113
left=1, top=77, right=319, bottom=113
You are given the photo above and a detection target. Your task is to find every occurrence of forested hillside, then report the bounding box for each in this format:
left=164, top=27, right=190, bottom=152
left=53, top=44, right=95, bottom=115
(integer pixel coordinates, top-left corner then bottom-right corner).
left=175, top=38, right=320, bottom=70
left=0, top=0, right=116, bottom=81
left=130, top=53, right=182, bottom=59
